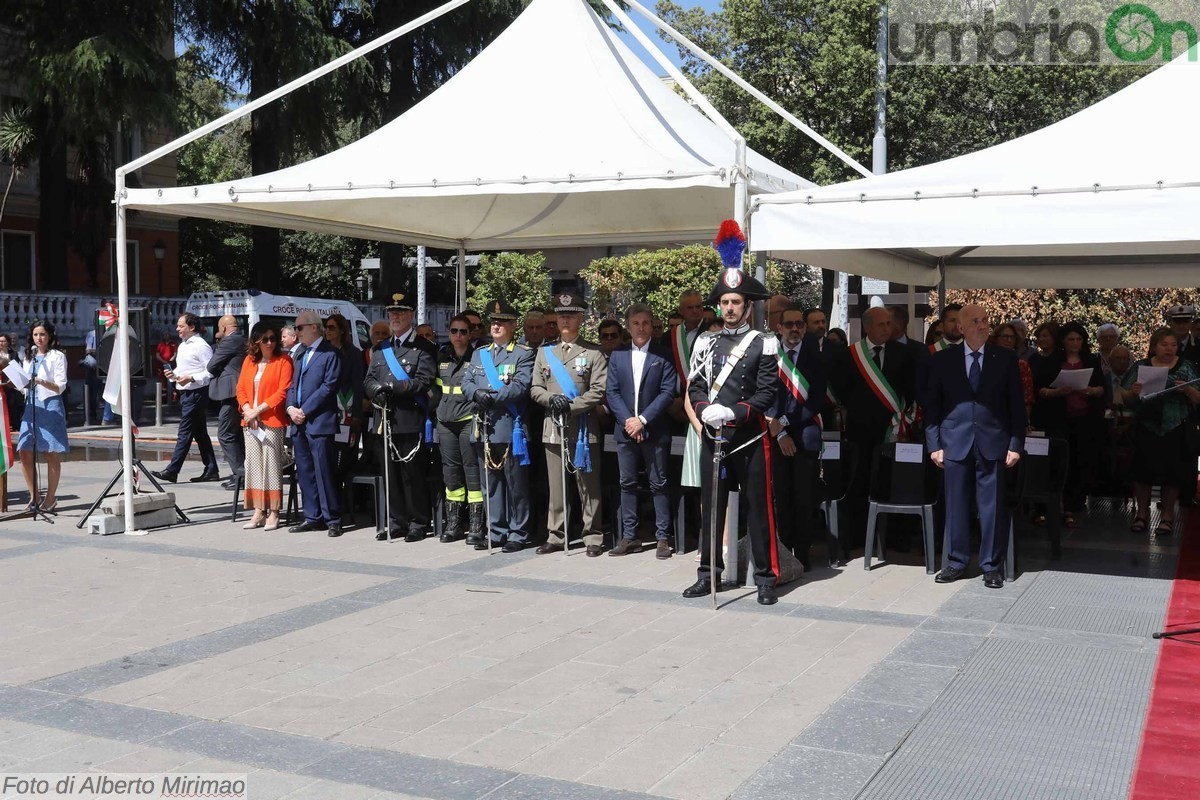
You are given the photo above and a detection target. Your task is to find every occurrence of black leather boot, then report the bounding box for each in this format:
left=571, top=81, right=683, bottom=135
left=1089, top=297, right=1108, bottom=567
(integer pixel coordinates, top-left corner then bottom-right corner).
left=465, top=502, right=487, bottom=549
left=440, top=500, right=465, bottom=542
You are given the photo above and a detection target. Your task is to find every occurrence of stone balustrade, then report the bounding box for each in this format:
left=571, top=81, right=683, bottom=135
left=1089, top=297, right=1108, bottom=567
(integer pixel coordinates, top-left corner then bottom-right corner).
left=0, top=292, right=188, bottom=346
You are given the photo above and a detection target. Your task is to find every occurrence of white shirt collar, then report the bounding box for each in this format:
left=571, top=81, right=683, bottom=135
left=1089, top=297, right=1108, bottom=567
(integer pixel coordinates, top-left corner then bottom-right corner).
left=632, top=340, right=651, bottom=353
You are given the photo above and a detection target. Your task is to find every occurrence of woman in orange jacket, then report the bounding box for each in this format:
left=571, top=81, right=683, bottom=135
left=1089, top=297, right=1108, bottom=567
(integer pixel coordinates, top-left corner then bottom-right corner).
left=236, top=322, right=294, bottom=530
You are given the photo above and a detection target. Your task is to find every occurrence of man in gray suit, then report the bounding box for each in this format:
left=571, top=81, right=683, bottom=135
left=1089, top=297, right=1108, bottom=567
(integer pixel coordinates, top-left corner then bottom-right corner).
left=207, top=315, right=246, bottom=489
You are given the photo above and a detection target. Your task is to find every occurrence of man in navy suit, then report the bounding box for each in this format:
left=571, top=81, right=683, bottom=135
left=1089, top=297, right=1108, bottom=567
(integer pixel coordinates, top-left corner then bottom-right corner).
left=923, top=303, right=1026, bottom=588
left=286, top=310, right=344, bottom=536
left=606, top=303, right=678, bottom=559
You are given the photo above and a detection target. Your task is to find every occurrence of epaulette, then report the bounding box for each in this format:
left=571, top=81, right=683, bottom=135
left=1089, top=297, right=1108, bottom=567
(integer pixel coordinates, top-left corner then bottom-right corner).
left=515, top=343, right=532, bottom=351
left=697, top=331, right=718, bottom=343
left=760, top=333, right=778, bottom=355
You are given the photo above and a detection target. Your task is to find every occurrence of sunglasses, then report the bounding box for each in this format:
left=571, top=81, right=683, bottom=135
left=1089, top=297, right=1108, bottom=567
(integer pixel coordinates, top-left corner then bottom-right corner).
left=780, top=321, right=804, bottom=328
left=600, top=332, right=620, bottom=339
left=260, top=336, right=277, bottom=343
left=296, top=323, right=317, bottom=330
left=324, top=324, right=339, bottom=330
left=449, top=327, right=469, bottom=334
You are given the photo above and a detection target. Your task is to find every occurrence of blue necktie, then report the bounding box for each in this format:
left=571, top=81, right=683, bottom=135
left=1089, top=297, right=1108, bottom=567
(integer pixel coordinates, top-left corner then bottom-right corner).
left=297, top=348, right=312, bottom=403
left=969, top=350, right=982, bottom=393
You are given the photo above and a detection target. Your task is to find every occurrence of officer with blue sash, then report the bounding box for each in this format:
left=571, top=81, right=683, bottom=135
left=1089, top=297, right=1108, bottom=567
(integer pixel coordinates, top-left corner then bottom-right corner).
left=531, top=292, right=609, bottom=556
left=460, top=300, right=535, bottom=552
left=364, top=293, right=438, bottom=542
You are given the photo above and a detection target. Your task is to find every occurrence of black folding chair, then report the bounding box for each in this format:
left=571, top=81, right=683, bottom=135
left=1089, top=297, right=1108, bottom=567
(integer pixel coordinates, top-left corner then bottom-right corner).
left=864, top=442, right=940, bottom=574
left=1015, top=435, right=1069, bottom=563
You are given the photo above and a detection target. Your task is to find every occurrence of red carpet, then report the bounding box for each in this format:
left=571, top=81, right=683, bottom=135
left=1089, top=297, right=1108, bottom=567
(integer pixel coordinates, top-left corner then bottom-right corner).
left=1128, top=513, right=1200, bottom=800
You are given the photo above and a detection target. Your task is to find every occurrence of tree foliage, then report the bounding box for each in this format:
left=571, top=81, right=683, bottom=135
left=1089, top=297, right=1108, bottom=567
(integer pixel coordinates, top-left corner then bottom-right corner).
left=934, top=288, right=1195, bottom=357
left=467, top=251, right=552, bottom=317
left=0, top=0, right=175, bottom=288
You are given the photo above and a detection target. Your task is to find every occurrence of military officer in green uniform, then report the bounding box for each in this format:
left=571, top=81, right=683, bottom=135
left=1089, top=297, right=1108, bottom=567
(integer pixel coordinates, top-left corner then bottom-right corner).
left=460, top=300, right=536, bottom=552
left=531, top=292, right=609, bottom=556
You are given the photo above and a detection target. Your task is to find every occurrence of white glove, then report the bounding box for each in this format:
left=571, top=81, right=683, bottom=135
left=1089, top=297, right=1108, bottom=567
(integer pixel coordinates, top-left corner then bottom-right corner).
left=700, top=404, right=736, bottom=427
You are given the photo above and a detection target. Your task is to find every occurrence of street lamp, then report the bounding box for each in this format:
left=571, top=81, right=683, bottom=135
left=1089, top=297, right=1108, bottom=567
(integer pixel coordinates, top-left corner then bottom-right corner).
left=153, top=239, right=166, bottom=293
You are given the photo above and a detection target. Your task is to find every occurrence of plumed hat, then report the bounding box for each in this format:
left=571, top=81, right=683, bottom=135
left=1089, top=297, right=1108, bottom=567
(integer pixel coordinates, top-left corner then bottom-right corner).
left=706, top=220, right=770, bottom=304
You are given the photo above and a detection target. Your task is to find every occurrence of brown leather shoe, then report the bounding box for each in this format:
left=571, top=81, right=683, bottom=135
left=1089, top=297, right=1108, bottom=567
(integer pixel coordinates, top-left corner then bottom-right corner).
left=608, top=538, right=640, bottom=556
left=586, top=545, right=603, bottom=557
left=536, top=541, right=564, bottom=555
left=656, top=541, right=673, bottom=560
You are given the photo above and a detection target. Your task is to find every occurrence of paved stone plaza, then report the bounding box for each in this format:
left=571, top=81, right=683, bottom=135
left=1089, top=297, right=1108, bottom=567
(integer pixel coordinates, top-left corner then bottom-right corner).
left=0, top=439, right=1179, bottom=800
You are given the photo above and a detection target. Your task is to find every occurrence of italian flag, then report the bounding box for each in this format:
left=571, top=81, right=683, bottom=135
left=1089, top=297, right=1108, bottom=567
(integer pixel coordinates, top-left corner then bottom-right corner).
left=929, top=338, right=950, bottom=354
left=0, top=398, right=13, bottom=476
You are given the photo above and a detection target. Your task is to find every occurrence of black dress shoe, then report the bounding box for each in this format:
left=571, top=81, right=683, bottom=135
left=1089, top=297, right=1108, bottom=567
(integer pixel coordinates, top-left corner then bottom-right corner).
left=474, top=539, right=491, bottom=551
left=682, top=579, right=730, bottom=598
left=404, top=529, right=426, bottom=542
left=586, top=545, right=603, bottom=557
left=289, top=521, right=327, bottom=533
left=150, top=470, right=177, bottom=484
left=376, top=530, right=392, bottom=542
left=983, top=570, right=1004, bottom=589
left=935, top=565, right=967, bottom=584
left=221, top=478, right=239, bottom=490
left=536, top=542, right=564, bottom=555
left=465, top=533, right=486, bottom=547
left=327, top=526, right=344, bottom=538
left=190, top=471, right=222, bottom=483
left=439, top=531, right=465, bottom=543
left=502, top=541, right=525, bottom=553
left=757, top=585, right=779, bottom=605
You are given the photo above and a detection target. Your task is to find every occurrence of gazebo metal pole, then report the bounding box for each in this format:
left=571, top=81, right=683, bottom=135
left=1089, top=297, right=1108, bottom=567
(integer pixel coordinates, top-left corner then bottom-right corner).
left=114, top=173, right=141, bottom=534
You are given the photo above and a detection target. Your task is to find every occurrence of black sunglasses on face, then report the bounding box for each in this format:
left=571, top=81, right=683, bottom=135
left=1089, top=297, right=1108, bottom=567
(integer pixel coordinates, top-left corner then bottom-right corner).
left=450, top=327, right=469, bottom=334
left=600, top=333, right=620, bottom=339
left=260, top=336, right=277, bottom=343
left=781, top=321, right=804, bottom=328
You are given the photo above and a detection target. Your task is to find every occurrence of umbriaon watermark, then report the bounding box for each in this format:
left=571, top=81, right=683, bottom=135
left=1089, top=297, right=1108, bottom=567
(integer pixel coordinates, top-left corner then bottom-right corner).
left=888, top=1, right=1200, bottom=65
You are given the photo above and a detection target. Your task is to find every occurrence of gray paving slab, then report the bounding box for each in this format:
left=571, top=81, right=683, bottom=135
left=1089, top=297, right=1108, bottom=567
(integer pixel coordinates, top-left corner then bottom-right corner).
left=846, top=660, right=959, bottom=709
left=1001, top=570, right=1171, bottom=637
left=0, top=541, right=71, bottom=561
left=790, top=698, right=923, bottom=757
left=12, top=696, right=195, bottom=744
left=731, top=746, right=884, bottom=800
left=885, top=631, right=986, bottom=668
left=0, top=685, right=70, bottom=715
left=152, top=719, right=350, bottom=772
left=483, top=775, right=673, bottom=800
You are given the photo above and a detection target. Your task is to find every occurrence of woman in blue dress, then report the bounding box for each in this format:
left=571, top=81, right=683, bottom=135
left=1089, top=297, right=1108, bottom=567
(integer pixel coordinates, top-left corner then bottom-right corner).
left=18, top=320, right=69, bottom=511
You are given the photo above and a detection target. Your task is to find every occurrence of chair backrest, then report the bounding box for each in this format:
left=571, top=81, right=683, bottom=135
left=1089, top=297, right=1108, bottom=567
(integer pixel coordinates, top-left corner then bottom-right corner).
left=869, top=441, right=938, bottom=505
left=818, top=439, right=858, bottom=502
left=1022, top=436, right=1070, bottom=497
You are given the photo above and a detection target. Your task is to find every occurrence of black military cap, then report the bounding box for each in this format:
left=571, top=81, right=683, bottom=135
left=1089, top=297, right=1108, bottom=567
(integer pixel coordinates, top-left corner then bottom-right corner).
left=385, top=292, right=413, bottom=313
left=552, top=292, right=588, bottom=313
left=487, top=299, right=519, bottom=321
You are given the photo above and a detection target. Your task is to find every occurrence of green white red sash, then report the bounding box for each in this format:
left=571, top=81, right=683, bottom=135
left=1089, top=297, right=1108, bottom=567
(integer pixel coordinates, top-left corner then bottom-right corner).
left=0, top=391, right=11, bottom=475
left=671, top=324, right=692, bottom=392
left=777, top=348, right=810, bottom=404
left=850, top=339, right=912, bottom=441
left=929, top=338, right=950, bottom=354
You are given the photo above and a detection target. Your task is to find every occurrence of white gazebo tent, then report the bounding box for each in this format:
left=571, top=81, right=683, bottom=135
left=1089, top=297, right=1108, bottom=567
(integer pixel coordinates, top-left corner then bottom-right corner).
left=752, top=54, right=1200, bottom=290
left=107, top=0, right=867, bottom=531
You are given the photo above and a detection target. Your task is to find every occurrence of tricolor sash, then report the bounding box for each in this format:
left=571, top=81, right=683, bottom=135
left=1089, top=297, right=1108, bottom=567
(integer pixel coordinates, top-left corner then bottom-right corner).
left=929, top=338, right=950, bottom=354
left=671, top=325, right=692, bottom=392
left=849, top=340, right=912, bottom=441
left=382, top=346, right=432, bottom=443
left=480, top=346, right=529, bottom=465
left=778, top=346, right=822, bottom=433
left=541, top=346, right=591, bottom=472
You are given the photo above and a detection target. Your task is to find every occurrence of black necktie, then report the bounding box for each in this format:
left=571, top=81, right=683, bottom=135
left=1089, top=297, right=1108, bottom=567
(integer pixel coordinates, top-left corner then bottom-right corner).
left=872, top=345, right=882, bottom=367
left=969, top=350, right=982, bottom=392
left=789, top=349, right=798, bottom=365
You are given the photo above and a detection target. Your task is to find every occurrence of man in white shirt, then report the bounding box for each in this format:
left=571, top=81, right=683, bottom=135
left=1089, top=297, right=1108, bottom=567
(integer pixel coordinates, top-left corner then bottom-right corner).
left=151, top=313, right=220, bottom=483
left=605, top=304, right=678, bottom=558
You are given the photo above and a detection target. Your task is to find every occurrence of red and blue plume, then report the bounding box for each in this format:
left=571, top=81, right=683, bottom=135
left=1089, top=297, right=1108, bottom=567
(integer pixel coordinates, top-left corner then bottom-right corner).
left=713, top=219, right=746, bottom=269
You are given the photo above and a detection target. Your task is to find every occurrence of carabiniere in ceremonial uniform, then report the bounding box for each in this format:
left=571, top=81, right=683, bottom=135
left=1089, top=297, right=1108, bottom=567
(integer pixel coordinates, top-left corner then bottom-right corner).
left=364, top=293, right=439, bottom=542
left=460, top=300, right=536, bottom=552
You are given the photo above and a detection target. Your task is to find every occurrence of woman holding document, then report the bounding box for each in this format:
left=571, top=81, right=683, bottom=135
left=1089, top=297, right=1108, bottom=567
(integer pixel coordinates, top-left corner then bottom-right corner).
left=235, top=322, right=294, bottom=530
left=16, top=321, right=68, bottom=511
left=1121, top=327, right=1200, bottom=534
left=1030, top=322, right=1105, bottom=526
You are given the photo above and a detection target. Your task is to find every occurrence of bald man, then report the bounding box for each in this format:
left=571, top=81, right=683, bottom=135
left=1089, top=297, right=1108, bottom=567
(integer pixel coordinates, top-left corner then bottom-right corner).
left=767, top=294, right=792, bottom=334
left=832, top=306, right=916, bottom=551
left=923, top=303, right=1025, bottom=588
left=207, top=314, right=246, bottom=487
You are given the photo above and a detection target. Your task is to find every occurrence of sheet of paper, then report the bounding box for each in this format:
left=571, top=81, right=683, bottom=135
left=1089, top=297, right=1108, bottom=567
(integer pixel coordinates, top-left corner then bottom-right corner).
left=820, top=441, right=841, bottom=460
left=671, top=436, right=686, bottom=456
left=895, top=443, right=924, bottom=463
left=335, top=425, right=351, bottom=444
left=1050, top=369, right=1092, bottom=390
left=1024, top=437, right=1049, bottom=456
left=3, top=362, right=29, bottom=390
left=250, top=425, right=267, bottom=443
left=1137, top=365, right=1169, bottom=396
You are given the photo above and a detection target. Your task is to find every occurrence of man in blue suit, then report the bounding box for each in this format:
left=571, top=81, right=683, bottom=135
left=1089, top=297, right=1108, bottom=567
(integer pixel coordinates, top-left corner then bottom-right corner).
left=286, top=310, right=344, bottom=537
left=606, top=303, right=678, bottom=559
left=923, top=303, right=1026, bottom=588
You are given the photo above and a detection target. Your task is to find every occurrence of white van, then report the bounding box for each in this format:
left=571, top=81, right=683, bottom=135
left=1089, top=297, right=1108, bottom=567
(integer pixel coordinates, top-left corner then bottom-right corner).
left=185, top=290, right=373, bottom=349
